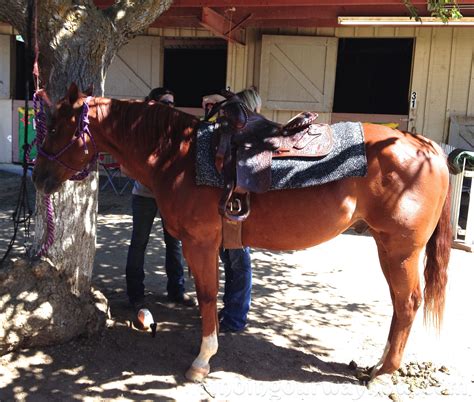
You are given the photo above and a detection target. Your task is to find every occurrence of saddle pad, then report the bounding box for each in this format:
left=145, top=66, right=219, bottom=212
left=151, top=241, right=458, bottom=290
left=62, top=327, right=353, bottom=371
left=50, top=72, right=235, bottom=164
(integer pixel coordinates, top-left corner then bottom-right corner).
left=195, top=121, right=367, bottom=190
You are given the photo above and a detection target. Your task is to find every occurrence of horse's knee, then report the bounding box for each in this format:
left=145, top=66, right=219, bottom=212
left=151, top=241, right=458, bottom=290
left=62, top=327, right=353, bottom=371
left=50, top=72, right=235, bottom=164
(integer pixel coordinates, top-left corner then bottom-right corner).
left=197, top=292, right=218, bottom=305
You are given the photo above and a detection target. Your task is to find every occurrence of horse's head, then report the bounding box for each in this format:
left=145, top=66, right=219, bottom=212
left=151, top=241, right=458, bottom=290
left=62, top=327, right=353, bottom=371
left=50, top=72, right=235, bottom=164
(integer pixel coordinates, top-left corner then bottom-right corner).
left=32, top=83, right=97, bottom=194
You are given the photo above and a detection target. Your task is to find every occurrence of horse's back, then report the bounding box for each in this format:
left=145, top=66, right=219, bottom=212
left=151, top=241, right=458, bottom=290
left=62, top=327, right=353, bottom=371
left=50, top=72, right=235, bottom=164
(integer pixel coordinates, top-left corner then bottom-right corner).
left=362, top=123, right=447, bottom=164
left=242, top=123, right=449, bottom=250
left=361, top=123, right=449, bottom=197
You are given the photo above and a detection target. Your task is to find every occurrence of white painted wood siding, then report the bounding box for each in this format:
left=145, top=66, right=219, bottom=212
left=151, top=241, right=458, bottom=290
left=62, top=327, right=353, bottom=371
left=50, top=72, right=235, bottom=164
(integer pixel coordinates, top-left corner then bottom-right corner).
left=226, top=27, right=474, bottom=143
left=0, top=35, right=11, bottom=99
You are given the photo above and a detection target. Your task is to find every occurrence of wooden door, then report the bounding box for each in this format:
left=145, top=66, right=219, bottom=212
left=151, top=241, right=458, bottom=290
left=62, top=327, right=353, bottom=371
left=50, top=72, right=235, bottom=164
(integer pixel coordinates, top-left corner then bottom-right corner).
left=105, top=36, right=163, bottom=99
left=259, top=35, right=338, bottom=112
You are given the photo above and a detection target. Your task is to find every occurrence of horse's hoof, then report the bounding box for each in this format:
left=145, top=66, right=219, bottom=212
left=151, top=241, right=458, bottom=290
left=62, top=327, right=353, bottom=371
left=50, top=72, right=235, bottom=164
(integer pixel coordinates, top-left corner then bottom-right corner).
left=354, top=365, right=376, bottom=385
left=367, top=373, right=395, bottom=393
left=185, top=364, right=210, bottom=383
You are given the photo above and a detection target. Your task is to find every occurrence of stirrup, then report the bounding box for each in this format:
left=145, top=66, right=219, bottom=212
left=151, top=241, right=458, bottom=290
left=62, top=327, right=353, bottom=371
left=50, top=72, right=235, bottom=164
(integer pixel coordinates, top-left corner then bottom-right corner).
left=224, top=193, right=250, bottom=222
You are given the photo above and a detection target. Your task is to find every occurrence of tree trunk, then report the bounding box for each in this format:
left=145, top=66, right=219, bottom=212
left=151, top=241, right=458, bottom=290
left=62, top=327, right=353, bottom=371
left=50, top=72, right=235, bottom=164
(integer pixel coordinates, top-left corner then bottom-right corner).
left=34, top=174, right=99, bottom=295
left=36, top=4, right=118, bottom=99
left=0, top=0, right=173, bottom=353
left=33, top=26, right=119, bottom=295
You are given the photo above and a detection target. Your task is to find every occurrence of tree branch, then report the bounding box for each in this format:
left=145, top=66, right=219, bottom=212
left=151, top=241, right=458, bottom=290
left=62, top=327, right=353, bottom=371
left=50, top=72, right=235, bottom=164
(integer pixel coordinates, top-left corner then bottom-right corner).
left=0, top=0, right=28, bottom=36
left=103, top=0, right=173, bottom=43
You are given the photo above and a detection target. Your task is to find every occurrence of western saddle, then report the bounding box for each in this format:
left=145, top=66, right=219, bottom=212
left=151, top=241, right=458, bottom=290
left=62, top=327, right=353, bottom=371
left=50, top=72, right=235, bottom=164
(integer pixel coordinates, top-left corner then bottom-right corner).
left=209, top=93, right=334, bottom=224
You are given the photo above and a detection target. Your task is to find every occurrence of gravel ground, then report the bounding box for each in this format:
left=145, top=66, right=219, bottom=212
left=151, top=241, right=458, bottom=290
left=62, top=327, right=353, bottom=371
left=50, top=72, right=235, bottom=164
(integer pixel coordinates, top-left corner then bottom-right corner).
left=0, top=167, right=473, bottom=401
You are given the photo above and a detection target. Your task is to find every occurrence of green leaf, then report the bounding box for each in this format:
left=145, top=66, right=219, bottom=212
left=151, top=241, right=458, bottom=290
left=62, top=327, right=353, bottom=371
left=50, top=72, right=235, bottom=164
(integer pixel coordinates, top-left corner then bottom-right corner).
left=404, top=1, right=463, bottom=23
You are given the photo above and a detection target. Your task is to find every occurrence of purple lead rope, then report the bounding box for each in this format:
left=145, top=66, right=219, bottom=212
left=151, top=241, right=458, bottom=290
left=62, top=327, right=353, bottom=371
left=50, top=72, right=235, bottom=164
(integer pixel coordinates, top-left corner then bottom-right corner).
left=31, top=94, right=96, bottom=257
left=25, top=93, right=47, bottom=164
left=29, top=93, right=54, bottom=257
left=38, top=194, right=54, bottom=257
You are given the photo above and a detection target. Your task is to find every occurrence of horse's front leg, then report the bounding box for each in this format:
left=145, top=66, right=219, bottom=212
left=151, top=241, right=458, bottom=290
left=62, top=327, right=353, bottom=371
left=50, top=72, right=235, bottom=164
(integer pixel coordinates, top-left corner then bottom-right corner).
left=182, top=241, right=220, bottom=382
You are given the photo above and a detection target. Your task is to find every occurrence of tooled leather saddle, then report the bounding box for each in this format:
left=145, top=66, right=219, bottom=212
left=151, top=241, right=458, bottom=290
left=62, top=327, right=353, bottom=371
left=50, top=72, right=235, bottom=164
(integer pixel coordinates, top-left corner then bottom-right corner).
left=209, top=93, right=334, bottom=222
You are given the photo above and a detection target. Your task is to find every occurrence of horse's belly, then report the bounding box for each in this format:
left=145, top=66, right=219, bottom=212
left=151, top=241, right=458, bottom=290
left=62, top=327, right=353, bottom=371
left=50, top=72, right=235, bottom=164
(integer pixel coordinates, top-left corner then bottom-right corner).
left=242, top=184, right=356, bottom=250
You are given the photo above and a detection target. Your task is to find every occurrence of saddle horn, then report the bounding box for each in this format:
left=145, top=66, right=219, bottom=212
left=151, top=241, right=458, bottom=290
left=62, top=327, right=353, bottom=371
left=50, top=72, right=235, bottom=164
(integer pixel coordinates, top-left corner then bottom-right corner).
left=282, top=112, right=319, bottom=136
left=220, top=89, right=236, bottom=99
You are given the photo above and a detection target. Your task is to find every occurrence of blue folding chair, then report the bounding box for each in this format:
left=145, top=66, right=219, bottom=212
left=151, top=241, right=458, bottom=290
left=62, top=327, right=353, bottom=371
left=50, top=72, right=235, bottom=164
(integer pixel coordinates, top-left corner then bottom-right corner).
left=98, top=153, right=132, bottom=195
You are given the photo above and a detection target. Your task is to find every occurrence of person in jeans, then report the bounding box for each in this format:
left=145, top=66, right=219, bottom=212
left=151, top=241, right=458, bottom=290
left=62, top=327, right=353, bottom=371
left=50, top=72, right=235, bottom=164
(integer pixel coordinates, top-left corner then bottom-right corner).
left=218, top=246, right=252, bottom=333
left=204, top=88, right=261, bottom=333
left=125, top=87, right=195, bottom=309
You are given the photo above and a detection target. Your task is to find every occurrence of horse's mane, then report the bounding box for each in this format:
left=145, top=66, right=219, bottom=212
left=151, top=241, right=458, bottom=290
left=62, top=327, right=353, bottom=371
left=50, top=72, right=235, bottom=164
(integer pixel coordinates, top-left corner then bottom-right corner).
left=105, top=98, right=200, bottom=158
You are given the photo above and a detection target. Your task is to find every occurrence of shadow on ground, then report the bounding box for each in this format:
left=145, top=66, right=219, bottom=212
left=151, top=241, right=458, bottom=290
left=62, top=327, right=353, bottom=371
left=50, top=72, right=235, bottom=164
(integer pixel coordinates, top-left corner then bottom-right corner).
left=0, top=171, right=383, bottom=399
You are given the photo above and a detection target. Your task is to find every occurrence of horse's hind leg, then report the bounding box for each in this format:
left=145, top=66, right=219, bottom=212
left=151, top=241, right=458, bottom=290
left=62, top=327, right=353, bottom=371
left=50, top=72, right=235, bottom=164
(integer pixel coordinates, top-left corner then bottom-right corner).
left=369, top=239, right=395, bottom=376
left=371, top=234, right=423, bottom=378
left=182, top=242, right=220, bottom=382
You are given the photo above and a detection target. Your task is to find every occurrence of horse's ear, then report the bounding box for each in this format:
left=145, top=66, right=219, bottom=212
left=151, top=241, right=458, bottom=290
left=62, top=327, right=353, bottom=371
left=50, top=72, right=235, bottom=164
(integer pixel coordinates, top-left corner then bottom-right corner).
left=84, top=84, right=94, bottom=97
left=67, top=83, right=79, bottom=105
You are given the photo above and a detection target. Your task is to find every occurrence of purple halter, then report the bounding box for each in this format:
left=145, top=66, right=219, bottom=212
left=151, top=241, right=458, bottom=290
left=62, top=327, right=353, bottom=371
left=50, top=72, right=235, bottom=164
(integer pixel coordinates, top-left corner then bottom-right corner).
left=37, top=96, right=98, bottom=180
left=31, top=94, right=97, bottom=257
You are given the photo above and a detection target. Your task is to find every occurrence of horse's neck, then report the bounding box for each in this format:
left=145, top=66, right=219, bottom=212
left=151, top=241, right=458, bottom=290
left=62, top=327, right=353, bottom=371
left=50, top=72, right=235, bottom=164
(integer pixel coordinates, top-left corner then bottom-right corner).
left=92, top=98, right=196, bottom=188
left=91, top=99, right=127, bottom=158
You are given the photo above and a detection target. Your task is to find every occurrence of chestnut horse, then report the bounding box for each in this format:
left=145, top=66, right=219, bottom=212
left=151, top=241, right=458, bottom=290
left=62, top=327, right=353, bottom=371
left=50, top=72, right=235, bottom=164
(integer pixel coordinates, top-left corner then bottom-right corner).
left=33, top=84, right=451, bottom=382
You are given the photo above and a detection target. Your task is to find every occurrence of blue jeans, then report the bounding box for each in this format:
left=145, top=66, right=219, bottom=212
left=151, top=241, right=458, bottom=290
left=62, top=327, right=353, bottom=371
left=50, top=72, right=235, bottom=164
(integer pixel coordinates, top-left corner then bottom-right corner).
left=126, top=194, right=185, bottom=303
left=219, top=247, right=252, bottom=331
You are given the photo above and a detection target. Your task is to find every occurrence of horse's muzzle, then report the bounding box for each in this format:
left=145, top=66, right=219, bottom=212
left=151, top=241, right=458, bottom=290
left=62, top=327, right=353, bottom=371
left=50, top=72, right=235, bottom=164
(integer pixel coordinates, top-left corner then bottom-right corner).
left=32, top=166, right=63, bottom=194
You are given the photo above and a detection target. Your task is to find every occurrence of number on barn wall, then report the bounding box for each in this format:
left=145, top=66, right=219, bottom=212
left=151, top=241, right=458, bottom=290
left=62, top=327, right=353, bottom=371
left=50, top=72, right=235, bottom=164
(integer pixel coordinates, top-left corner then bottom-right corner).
left=410, top=91, right=417, bottom=109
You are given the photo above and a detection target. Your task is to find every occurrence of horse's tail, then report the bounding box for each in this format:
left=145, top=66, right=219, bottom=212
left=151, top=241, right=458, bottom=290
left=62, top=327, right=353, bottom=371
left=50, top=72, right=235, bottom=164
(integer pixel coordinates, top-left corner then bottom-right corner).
left=423, top=184, right=452, bottom=330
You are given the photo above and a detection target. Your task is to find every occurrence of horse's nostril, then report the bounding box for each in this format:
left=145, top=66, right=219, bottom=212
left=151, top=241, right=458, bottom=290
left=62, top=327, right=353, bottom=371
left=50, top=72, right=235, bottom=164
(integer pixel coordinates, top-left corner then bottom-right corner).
left=31, top=167, right=59, bottom=193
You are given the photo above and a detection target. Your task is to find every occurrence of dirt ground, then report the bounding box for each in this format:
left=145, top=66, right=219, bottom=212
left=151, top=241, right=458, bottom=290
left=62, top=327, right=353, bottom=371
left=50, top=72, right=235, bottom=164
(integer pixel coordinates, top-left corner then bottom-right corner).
left=0, top=168, right=473, bottom=401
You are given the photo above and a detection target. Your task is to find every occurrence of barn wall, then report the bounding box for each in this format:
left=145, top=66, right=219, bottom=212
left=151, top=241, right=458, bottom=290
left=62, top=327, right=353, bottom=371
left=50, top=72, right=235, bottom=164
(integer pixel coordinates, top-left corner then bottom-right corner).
left=0, top=100, right=12, bottom=163
left=0, top=34, right=11, bottom=99
left=226, top=26, right=474, bottom=143
left=0, top=25, right=14, bottom=35
left=409, top=27, right=474, bottom=143
left=0, top=34, right=12, bottom=163
left=105, top=35, right=163, bottom=99
left=1, top=24, right=473, bottom=163
left=104, top=27, right=216, bottom=100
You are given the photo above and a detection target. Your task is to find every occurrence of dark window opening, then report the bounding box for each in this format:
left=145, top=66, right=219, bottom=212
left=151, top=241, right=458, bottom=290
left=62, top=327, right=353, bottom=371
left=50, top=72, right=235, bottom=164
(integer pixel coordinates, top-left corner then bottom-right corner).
left=333, top=38, right=414, bottom=115
left=163, top=40, right=227, bottom=108
left=14, top=38, right=35, bottom=100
